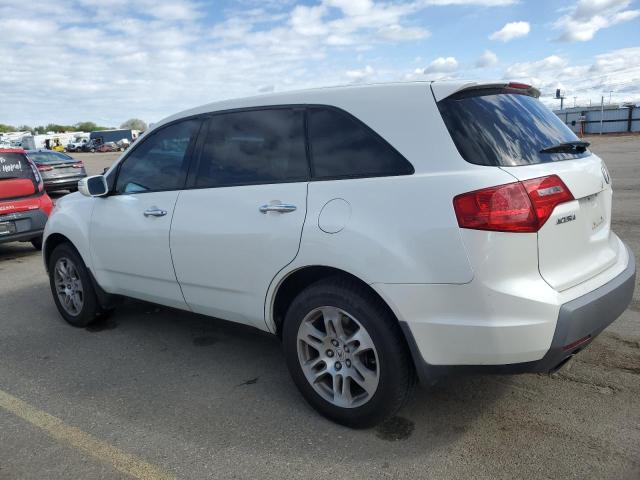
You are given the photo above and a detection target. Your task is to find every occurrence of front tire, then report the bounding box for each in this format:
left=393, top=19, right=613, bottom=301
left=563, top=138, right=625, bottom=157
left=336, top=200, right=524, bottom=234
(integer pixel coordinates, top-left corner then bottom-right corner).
left=283, top=277, right=414, bottom=428
left=48, top=243, right=107, bottom=327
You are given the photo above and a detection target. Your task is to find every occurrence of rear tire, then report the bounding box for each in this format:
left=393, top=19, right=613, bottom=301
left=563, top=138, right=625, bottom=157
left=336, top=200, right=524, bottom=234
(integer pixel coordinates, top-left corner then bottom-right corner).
left=283, top=276, right=414, bottom=428
left=48, top=243, right=108, bottom=327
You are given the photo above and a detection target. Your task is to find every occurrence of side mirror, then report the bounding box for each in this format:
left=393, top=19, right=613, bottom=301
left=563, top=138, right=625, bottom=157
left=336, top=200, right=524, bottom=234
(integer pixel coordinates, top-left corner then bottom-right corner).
left=78, top=175, right=109, bottom=197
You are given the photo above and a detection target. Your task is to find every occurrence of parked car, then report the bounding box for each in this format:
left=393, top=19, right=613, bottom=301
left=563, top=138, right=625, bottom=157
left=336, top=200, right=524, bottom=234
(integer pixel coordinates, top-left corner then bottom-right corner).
left=66, top=137, right=90, bottom=152
left=25, top=150, right=87, bottom=192
left=0, top=148, right=53, bottom=249
left=42, top=81, right=636, bottom=427
left=97, top=142, right=119, bottom=153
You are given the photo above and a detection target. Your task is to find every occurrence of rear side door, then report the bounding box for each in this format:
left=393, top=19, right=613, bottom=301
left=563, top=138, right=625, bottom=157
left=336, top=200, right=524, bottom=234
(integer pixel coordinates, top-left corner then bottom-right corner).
left=170, top=108, right=309, bottom=329
left=90, top=118, right=201, bottom=308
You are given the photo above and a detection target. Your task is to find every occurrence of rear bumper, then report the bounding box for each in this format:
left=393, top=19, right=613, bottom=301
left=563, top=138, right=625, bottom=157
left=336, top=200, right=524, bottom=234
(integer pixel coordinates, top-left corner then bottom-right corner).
left=0, top=209, right=48, bottom=244
left=526, top=245, right=635, bottom=373
left=44, top=177, right=83, bottom=190
left=375, top=244, right=636, bottom=384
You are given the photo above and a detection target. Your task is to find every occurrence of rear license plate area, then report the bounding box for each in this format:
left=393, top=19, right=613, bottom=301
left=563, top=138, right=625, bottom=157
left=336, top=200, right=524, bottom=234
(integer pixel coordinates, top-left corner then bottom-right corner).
left=582, top=192, right=606, bottom=231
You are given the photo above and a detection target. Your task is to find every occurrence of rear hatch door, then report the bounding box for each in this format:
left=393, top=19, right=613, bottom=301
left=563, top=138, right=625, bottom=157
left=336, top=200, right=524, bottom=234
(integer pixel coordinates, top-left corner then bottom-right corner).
left=501, top=155, right=617, bottom=291
left=0, top=151, right=38, bottom=199
left=436, top=83, right=620, bottom=291
left=44, top=161, right=82, bottom=179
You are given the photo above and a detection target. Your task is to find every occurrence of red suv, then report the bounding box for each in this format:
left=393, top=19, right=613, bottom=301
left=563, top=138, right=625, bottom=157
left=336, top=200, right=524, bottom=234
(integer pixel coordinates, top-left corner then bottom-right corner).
left=0, top=149, right=54, bottom=250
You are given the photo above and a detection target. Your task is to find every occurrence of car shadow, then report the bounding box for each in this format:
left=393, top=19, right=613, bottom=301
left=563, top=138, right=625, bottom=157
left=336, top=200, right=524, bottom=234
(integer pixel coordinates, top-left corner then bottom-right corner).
left=5, top=282, right=510, bottom=459
left=0, top=242, right=40, bottom=263
left=88, top=300, right=509, bottom=444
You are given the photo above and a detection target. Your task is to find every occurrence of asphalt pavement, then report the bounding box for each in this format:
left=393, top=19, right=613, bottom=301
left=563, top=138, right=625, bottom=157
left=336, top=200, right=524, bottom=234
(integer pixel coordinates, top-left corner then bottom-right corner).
left=0, top=139, right=638, bottom=479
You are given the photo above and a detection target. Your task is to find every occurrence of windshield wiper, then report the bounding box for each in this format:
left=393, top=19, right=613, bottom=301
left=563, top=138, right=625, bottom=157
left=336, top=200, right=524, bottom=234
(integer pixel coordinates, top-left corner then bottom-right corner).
left=540, top=140, right=590, bottom=154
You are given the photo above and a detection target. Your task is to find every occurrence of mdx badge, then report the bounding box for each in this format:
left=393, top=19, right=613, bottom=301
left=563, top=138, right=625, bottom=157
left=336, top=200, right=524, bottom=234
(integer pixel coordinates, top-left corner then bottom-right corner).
left=556, top=214, right=576, bottom=225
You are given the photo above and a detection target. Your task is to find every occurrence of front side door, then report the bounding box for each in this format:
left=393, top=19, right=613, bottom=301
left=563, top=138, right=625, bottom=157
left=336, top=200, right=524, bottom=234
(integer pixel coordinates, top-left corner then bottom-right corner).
left=90, top=118, right=201, bottom=308
left=171, top=108, right=309, bottom=329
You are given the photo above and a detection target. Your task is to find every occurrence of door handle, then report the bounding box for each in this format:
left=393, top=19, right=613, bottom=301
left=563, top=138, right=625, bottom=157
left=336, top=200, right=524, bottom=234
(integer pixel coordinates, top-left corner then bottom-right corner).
left=144, top=207, right=168, bottom=217
left=259, top=203, right=297, bottom=214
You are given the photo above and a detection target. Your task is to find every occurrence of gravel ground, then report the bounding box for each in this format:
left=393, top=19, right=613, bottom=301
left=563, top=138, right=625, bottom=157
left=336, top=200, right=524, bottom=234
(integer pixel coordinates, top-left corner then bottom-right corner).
left=0, top=137, right=638, bottom=479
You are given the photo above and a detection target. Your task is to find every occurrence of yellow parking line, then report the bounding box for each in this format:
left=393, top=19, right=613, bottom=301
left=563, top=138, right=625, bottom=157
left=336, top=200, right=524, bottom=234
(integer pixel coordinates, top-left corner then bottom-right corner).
left=0, top=388, right=174, bottom=480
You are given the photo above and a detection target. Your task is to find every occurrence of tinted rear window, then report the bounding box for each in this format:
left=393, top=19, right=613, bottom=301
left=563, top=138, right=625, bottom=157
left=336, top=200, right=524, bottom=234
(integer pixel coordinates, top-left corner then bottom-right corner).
left=308, top=107, right=414, bottom=179
left=28, top=151, right=74, bottom=164
left=0, top=153, right=35, bottom=180
left=438, top=91, right=589, bottom=166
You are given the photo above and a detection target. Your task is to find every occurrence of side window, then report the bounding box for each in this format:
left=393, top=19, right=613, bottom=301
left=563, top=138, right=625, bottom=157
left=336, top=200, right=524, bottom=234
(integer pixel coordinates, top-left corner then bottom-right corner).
left=195, top=109, right=308, bottom=188
left=307, top=107, right=413, bottom=179
left=116, top=119, right=200, bottom=194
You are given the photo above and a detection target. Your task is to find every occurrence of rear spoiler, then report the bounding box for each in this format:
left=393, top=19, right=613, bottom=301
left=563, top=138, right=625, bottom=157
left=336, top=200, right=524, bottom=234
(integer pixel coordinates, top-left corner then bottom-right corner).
left=431, top=81, right=540, bottom=102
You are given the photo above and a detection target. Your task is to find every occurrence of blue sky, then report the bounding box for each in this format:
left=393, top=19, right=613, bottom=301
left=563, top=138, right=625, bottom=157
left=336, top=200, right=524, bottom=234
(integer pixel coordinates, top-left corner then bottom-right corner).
left=1, top=0, right=639, bottom=126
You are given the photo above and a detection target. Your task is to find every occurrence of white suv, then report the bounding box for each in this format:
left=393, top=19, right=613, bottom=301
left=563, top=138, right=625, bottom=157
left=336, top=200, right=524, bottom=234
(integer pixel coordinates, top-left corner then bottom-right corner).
left=44, top=81, right=636, bottom=427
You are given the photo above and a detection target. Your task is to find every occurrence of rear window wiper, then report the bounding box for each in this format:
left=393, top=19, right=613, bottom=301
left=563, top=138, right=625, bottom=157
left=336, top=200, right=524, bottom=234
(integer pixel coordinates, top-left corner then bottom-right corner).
left=539, top=140, right=590, bottom=154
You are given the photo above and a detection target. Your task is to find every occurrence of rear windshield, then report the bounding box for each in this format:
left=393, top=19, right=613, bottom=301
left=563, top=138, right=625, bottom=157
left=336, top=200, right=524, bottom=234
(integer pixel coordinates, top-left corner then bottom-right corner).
left=28, top=151, right=74, bottom=164
left=437, top=91, right=590, bottom=166
left=0, top=153, right=36, bottom=181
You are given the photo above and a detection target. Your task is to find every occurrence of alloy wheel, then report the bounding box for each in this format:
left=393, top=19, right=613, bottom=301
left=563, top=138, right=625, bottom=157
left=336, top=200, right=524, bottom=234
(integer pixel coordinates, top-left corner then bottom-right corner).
left=53, top=257, right=84, bottom=316
left=296, top=306, right=380, bottom=408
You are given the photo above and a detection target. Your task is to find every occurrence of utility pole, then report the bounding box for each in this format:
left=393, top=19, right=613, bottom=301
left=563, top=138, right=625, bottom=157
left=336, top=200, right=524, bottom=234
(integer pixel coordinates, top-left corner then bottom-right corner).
left=609, top=90, right=613, bottom=104
left=573, top=96, right=577, bottom=107
left=600, top=96, right=604, bottom=135
left=555, top=89, right=566, bottom=109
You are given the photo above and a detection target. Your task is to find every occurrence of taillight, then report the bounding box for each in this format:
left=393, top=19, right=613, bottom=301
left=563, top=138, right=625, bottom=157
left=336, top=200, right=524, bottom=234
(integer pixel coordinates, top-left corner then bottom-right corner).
left=453, top=175, right=574, bottom=233
left=507, top=82, right=532, bottom=90
left=40, top=193, right=54, bottom=216
left=521, top=175, right=574, bottom=227
left=72, top=162, right=84, bottom=168
left=37, top=165, right=53, bottom=171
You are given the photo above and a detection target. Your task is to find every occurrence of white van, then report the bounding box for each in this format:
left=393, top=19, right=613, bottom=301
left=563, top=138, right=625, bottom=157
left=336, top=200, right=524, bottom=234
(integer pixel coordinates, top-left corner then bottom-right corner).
left=43, top=81, right=635, bottom=427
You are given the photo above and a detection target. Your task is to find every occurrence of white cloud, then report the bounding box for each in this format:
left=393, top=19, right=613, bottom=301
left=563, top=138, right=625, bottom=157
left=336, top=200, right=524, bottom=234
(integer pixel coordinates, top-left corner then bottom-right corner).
left=377, top=24, right=430, bottom=41
left=346, top=65, right=377, bottom=82
left=423, top=0, right=516, bottom=4
left=424, top=56, right=459, bottom=73
left=475, top=49, right=498, bottom=68
left=489, top=21, right=530, bottom=41
left=555, top=0, right=640, bottom=41
left=290, top=4, right=328, bottom=36
left=0, top=0, right=637, bottom=127
left=503, top=48, right=640, bottom=103
left=505, top=55, right=568, bottom=79
left=0, top=0, right=435, bottom=125
left=325, top=0, right=374, bottom=16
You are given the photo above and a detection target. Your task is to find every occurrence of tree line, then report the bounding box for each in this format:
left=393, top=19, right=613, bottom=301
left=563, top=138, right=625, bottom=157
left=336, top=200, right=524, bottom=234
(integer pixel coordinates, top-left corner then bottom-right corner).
left=0, top=119, right=147, bottom=134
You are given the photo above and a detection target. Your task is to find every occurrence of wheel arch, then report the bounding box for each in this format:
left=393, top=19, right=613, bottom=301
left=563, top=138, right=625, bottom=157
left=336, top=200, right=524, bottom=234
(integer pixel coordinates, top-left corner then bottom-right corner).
left=43, top=232, right=75, bottom=271
left=270, top=265, right=402, bottom=339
